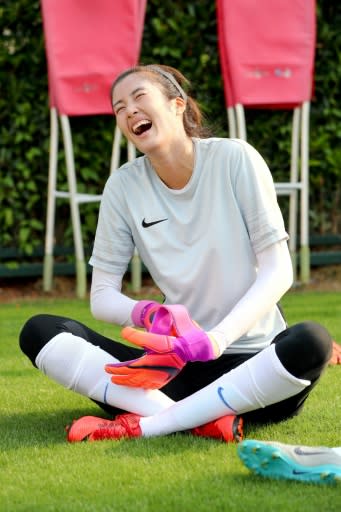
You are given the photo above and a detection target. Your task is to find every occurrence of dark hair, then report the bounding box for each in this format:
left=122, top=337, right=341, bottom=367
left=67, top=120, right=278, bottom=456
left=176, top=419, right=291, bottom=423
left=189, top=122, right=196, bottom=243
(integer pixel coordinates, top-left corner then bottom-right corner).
left=111, top=64, right=211, bottom=138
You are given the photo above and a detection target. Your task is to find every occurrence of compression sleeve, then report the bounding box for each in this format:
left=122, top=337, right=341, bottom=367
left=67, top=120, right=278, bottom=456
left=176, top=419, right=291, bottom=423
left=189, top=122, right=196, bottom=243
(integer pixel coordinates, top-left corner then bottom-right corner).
left=90, top=267, right=138, bottom=326
left=208, top=240, right=293, bottom=354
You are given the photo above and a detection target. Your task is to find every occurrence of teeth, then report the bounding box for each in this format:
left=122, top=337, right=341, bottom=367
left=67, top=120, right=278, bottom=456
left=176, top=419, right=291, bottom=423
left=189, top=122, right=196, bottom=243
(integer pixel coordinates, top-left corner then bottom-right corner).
left=132, top=120, right=151, bottom=134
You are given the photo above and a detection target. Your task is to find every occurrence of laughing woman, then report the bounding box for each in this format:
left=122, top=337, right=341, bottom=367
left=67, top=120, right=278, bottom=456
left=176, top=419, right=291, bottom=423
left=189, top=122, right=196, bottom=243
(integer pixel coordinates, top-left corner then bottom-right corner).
left=19, top=65, right=332, bottom=443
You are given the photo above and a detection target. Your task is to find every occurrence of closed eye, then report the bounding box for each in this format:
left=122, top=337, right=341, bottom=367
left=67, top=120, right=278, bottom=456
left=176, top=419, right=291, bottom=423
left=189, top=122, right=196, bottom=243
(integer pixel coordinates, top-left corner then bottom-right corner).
left=114, top=104, right=126, bottom=115
left=113, top=88, right=147, bottom=114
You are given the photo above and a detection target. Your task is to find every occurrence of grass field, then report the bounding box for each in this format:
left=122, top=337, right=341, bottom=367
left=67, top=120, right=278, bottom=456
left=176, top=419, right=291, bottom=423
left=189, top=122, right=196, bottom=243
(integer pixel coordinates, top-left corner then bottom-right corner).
left=0, top=290, right=340, bottom=511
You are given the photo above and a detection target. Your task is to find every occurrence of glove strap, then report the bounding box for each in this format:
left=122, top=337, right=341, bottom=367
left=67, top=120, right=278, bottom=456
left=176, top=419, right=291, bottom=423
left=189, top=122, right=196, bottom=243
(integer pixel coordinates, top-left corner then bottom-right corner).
left=150, top=305, right=195, bottom=336
left=131, top=300, right=158, bottom=327
left=176, top=329, right=215, bottom=362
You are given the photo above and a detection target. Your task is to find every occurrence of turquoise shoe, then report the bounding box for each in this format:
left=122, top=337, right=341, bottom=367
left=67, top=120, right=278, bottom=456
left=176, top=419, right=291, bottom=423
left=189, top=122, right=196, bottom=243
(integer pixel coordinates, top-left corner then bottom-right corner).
left=237, top=440, right=341, bottom=485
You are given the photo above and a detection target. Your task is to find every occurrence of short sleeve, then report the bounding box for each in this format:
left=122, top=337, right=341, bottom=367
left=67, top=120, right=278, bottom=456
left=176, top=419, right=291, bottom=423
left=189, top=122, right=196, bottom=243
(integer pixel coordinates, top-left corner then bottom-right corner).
left=233, top=140, right=288, bottom=254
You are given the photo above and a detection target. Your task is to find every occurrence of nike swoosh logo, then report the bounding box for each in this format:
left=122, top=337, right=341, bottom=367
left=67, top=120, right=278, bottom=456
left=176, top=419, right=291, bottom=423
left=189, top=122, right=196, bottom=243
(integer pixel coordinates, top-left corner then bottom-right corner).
left=142, top=218, right=168, bottom=228
left=217, top=386, right=237, bottom=412
left=294, top=447, right=328, bottom=456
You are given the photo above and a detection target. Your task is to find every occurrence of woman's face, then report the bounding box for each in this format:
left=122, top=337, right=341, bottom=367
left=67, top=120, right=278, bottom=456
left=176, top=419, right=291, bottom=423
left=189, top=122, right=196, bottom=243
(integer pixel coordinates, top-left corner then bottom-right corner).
left=112, top=72, right=186, bottom=155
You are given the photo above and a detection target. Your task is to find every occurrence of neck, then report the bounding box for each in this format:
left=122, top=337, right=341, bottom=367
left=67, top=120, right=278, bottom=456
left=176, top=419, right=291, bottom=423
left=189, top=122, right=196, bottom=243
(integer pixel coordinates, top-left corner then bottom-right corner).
left=148, top=137, right=195, bottom=189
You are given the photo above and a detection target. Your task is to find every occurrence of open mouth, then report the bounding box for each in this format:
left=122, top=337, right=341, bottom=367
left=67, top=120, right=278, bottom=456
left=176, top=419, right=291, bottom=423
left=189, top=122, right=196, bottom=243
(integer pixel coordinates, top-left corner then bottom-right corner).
left=132, top=119, right=152, bottom=136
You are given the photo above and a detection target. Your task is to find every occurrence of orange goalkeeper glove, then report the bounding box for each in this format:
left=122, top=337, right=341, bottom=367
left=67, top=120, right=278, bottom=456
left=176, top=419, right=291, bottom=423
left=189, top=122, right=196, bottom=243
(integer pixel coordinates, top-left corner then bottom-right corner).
left=105, top=305, right=217, bottom=389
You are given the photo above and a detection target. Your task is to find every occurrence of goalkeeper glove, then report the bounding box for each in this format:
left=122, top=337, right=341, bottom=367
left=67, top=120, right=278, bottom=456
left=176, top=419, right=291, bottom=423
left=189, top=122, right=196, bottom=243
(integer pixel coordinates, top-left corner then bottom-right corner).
left=105, top=305, right=217, bottom=389
left=104, top=351, right=184, bottom=389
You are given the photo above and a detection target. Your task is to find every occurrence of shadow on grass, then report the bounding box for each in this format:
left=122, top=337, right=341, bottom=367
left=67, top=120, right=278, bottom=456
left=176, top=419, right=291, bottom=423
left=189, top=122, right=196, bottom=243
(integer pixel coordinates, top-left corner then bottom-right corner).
left=0, top=407, right=101, bottom=450
left=0, top=407, right=233, bottom=457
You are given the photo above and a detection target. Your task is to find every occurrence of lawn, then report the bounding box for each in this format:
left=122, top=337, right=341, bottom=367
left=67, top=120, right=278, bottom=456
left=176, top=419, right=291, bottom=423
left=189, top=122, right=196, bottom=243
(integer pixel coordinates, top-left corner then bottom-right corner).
left=0, top=290, right=340, bottom=512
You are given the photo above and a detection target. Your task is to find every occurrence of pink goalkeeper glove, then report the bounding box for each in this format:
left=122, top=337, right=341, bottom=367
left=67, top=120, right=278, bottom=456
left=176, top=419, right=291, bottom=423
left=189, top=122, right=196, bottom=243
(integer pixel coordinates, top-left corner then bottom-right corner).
left=130, top=304, right=216, bottom=361
left=105, top=305, right=218, bottom=389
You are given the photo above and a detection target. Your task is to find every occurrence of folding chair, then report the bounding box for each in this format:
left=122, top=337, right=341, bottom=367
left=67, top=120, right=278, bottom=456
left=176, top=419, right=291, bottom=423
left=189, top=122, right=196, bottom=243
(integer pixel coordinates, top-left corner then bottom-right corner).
left=41, top=0, right=146, bottom=297
left=217, top=0, right=316, bottom=283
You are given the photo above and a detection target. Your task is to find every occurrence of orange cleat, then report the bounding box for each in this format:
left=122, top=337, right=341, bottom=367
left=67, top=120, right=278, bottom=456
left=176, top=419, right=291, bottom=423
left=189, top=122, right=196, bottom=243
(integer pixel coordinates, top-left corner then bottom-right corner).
left=329, top=341, right=341, bottom=365
left=191, top=415, right=243, bottom=443
left=66, top=413, right=141, bottom=442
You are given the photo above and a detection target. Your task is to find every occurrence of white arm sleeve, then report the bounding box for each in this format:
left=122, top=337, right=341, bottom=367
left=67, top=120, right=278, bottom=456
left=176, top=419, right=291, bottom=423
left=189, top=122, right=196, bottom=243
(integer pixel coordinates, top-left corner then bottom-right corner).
left=208, top=240, right=293, bottom=354
left=90, top=267, right=138, bottom=326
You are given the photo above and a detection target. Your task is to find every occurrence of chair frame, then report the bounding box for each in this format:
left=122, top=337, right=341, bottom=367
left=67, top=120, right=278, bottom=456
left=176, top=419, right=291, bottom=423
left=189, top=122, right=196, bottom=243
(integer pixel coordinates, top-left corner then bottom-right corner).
left=227, top=102, right=311, bottom=283
left=43, top=110, right=141, bottom=298
left=217, top=0, right=315, bottom=284
left=41, top=0, right=146, bottom=297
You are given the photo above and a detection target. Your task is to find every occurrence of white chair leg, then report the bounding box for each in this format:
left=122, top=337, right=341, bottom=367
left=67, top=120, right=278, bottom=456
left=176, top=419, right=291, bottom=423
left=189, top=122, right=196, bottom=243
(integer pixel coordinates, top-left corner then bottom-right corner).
left=227, top=107, right=237, bottom=138
left=300, top=101, right=311, bottom=284
left=43, top=108, right=59, bottom=292
left=110, top=124, right=122, bottom=174
left=235, top=104, right=247, bottom=140
left=60, top=115, right=87, bottom=298
left=288, top=107, right=301, bottom=281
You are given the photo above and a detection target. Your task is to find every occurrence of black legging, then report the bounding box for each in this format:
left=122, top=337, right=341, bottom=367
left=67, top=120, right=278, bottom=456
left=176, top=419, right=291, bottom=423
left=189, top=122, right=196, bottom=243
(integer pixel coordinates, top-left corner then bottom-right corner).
left=19, top=314, right=332, bottom=424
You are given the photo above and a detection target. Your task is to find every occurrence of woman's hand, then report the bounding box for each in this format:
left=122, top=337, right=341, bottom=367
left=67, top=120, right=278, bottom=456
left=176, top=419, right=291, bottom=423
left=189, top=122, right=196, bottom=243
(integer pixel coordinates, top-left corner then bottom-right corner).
left=105, top=304, right=218, bottom=389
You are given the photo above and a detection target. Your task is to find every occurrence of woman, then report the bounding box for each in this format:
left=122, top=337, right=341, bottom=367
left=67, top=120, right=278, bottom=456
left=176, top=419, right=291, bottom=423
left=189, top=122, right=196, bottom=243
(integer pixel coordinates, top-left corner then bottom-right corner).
left=20, top=64, right=332, bottom=443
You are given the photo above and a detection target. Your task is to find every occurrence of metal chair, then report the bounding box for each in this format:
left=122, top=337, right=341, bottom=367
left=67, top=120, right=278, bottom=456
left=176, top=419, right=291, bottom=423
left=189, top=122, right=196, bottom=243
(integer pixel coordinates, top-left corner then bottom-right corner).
left=217, top=0, right=316, bottom=283
left=40, top=0, right=146, bottom=297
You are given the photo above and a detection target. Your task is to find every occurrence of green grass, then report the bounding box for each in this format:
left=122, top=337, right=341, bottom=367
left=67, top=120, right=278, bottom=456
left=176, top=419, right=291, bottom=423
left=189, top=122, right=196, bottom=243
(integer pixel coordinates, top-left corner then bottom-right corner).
left=1, top=291, right=341, bottom=511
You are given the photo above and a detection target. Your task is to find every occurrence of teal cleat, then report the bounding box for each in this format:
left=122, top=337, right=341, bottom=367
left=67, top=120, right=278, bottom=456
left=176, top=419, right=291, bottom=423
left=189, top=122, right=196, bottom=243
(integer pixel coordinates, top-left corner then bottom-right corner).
left=237, top=440, right=341, bottom=485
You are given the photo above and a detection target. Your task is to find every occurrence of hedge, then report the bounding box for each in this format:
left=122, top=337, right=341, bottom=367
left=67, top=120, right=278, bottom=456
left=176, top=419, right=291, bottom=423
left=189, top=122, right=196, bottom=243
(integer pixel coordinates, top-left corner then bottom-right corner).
left=0, top=1, right=340, bottom=261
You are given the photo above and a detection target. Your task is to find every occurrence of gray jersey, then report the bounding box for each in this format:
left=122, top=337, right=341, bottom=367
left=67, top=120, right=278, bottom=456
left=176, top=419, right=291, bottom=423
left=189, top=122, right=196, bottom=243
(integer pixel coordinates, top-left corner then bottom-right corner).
left=90, top=138, right=288, bottom=352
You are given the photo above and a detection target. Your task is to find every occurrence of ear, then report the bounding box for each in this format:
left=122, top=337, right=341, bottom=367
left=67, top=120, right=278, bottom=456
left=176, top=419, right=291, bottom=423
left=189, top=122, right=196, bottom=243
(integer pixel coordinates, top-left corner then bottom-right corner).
left=175, top=96, right=187, bottom=115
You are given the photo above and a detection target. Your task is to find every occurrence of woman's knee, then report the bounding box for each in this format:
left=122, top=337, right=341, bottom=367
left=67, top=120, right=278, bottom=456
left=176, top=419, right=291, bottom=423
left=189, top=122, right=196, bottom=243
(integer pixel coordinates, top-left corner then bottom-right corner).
left=19, top=314, right=62, bottom=366
left=274, top=321, right=332, bottom=378
left=293, top=321, right=331, bottom=353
